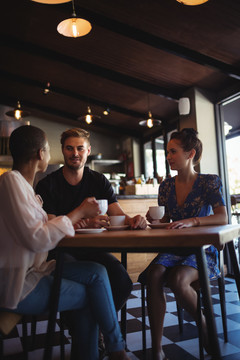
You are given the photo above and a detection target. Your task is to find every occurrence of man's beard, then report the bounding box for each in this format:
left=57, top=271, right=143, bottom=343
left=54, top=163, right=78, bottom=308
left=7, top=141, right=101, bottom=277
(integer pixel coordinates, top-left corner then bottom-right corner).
left=65, top=157, right=85, bottom=171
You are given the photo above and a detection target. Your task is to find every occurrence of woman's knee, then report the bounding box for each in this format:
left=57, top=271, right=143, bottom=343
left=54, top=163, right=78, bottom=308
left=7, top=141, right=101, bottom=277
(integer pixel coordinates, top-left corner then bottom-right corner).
left=146, top=264, right=166, bottom=286
left=167, top=266, right=197, bottom=293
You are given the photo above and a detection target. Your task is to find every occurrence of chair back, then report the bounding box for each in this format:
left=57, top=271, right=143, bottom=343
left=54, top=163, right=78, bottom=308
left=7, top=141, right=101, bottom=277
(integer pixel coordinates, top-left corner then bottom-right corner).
left=0, top=312, right=22, bottom=336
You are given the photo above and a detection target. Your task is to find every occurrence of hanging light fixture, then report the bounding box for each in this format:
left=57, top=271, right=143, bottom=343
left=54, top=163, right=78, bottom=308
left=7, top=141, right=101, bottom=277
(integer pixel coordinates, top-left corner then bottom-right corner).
left=139, top=111, right=161, bottom=128
left=103, top=107, right=110, bottom=116
left=5, top=101, right=30, bottom=120
left=139, top=95, right=161, bottom=128
left=31, top=0, right=71, bottom=4
left=43, top=82, right=51, bottom=95
left=57, top=0, right=92, bottom=38
left=78, top=106, right=101, bottom=125
left=176, top=0, right=208, bottom=5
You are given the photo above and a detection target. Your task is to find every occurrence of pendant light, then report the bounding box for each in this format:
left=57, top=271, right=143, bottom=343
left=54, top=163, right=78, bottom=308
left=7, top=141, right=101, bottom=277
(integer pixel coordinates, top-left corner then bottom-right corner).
left=139, top=95, right=161, bottom=128
left=5, top=101, right=30, bottom=120
left=31, top=0, right=71, bottom=3
left=176, top=0, right=208, bottom=5
left=103, top=107, right=110, bottom=116
left=57, top=0, right=92, bottom=38
left=78, top=106, right=101, bottom=125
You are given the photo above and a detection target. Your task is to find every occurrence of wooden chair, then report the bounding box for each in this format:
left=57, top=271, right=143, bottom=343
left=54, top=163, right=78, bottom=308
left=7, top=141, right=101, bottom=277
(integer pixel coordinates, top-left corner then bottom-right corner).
left=0, top=312, right=28, bottom=360
left=0, top=311, right=65, bottom=360
left=138, top=249, right=228, bottom=359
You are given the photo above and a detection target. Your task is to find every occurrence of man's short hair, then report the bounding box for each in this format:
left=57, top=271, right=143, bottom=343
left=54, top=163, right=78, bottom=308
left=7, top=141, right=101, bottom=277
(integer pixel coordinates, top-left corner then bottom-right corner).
left=60, top=128, right=90, bottom=147
left=9, top=125, right=47, bottom=164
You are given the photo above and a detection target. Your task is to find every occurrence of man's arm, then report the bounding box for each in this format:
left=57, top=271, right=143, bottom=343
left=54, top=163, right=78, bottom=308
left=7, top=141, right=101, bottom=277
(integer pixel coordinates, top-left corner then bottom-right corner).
left=108, top=202, right=147, bottom=229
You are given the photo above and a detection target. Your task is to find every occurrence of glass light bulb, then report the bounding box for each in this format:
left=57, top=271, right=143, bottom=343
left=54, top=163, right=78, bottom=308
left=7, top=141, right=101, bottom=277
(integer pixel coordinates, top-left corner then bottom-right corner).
left=176, top=0, right=208, bottom=5
left=72, top=18, right=78, bottom=38
left=15, top=109, right=21, bottom=120
left=85, top=114, right=92, bottom=124
left=147, top=118, right=153, bottom=128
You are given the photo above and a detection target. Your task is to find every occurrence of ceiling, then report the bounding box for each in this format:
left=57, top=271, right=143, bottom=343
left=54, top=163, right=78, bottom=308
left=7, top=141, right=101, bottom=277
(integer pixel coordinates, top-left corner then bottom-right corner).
left=0, top=0, right=240, bottom=139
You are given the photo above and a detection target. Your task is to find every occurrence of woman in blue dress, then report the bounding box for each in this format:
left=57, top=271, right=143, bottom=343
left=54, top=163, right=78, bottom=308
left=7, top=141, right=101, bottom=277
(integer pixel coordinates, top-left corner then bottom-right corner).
left=144, top=128, right=228, bottom=360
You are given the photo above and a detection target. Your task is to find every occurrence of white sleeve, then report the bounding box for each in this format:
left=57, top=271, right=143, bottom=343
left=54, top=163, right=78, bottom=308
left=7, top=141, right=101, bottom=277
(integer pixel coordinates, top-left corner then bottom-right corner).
left=0, top=172, right=74, bottom=253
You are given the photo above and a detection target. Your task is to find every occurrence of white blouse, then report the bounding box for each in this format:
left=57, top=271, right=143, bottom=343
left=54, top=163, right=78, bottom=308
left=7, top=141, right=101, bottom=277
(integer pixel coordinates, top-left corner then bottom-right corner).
left=0, top=170, right=75, bottom=309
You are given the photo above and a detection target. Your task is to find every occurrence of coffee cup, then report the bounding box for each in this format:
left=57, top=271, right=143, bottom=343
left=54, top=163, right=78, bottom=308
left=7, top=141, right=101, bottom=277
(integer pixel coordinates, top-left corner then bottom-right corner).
left=109, top=215, right=125, bottom=226
left=97, top=199, right=108, bottom=215
left=149, top=206, right=165, bottom=220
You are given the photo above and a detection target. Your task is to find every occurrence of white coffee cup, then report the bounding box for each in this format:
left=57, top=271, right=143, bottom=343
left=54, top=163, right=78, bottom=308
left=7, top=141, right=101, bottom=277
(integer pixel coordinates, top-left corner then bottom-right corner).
left=149, top=206, right=165, bottom=220
left=109, top=215, right=125, bottom=226
left=97, top=199, right=108, bottom=215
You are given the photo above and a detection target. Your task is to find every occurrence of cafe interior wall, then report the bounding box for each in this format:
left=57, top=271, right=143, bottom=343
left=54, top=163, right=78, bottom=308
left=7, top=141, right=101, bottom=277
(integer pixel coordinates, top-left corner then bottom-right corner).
left=0, top=106, right=123, bottom=166
left=30, top=116, right=123, bottom=164
left=179, top=87, right=219, bottom=176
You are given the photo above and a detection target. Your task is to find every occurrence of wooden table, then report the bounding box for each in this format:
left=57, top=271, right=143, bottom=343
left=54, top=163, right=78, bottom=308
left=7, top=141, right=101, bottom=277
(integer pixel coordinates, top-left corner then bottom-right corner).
left=44, top=224, right=240, bottom=360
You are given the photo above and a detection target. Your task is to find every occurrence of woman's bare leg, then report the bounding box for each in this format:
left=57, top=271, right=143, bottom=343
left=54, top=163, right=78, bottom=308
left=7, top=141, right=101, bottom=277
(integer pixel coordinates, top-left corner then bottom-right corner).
left=146, top=264, right=168, bottom=360
left=167, top=266, right=209, bottom=352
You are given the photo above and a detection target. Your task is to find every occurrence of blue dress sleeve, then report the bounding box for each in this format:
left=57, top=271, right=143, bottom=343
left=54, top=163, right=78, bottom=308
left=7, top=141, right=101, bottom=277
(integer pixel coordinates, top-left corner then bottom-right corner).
left=205, top=175, right=225, bottom=209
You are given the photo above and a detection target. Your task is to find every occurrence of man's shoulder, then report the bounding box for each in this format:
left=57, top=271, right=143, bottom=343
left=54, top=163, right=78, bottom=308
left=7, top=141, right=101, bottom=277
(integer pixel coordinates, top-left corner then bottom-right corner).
left=37, top=167, right=63, bottom=187
left=84, top=167, right=108, bottom=182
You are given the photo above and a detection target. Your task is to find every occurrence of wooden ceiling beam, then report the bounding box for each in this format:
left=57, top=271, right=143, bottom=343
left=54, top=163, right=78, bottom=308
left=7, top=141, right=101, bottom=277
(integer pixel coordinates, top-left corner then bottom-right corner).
left=0, top=93, right=143, bottom=137
left=0, top=68, right=167, bottom=122
left=77, top=6, right=240, bottom=81
left=0, top=35, right=180, bottom=101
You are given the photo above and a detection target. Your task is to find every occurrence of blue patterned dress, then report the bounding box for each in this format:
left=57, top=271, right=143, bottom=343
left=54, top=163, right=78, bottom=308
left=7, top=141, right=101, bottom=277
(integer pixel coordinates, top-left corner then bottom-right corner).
left=152, top=174, right=226, bottom=279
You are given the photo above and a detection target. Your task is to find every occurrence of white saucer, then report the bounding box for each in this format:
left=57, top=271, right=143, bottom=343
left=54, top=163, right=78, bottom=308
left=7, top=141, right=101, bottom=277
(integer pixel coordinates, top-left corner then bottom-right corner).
left=106, top=225, right=130, bottom=231
left=75, top=228, right=106, bottom=234
left=148, top=223, right=169, bottom=229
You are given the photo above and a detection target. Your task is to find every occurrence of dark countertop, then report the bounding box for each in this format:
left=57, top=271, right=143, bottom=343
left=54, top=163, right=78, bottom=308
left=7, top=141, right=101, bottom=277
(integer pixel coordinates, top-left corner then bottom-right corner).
left=116, top=195, right=158, bottom=199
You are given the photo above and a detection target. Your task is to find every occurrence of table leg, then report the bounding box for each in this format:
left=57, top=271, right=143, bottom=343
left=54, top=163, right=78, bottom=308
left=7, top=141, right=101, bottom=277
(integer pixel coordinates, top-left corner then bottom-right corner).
left=44, top=250, right=64, bottom=360
left=121, top=252, right=127, bottom=342
left=196, top=247, right=222, bottom=360
left=227, top=241, right=240, bottom=299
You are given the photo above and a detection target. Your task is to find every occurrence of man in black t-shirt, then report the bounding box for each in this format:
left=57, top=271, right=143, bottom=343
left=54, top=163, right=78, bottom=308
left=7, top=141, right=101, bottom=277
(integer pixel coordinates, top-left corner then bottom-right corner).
left=36, top=128, right=147, bottom=311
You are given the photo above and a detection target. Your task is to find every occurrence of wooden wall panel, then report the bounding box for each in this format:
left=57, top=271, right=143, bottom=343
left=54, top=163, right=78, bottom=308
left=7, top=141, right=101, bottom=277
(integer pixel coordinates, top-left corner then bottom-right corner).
left=113, top=198, right=158, bottom=283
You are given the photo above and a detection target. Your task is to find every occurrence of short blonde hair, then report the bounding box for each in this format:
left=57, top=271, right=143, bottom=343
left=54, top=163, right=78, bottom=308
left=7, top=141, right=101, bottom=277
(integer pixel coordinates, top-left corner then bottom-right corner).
left=61, top=128, right=90, bottom=147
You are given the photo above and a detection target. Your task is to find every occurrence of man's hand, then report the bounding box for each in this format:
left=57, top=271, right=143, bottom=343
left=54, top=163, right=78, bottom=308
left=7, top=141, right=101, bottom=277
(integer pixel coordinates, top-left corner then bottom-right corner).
left=127, top=215, right=147, bottom=229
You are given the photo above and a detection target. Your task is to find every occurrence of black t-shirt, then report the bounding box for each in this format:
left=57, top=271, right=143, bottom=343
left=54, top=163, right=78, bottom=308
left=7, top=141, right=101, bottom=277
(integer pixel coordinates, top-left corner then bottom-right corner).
left=35, top=166, right=117, bottom=216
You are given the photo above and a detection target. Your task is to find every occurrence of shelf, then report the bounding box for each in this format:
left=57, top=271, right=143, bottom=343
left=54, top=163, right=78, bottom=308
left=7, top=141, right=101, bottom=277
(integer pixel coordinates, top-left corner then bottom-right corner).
left=89, top=159, right=122, bottom=171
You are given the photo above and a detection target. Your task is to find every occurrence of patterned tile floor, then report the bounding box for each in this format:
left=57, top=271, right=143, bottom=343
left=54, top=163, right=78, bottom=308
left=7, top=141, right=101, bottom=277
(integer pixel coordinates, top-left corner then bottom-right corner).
left=2, top=277, right=240, bottom=359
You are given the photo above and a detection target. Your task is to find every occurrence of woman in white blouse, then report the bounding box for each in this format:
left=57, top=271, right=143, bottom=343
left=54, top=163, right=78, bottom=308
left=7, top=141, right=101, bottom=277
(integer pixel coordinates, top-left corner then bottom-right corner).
left=0, top=125, right=129, bottom=360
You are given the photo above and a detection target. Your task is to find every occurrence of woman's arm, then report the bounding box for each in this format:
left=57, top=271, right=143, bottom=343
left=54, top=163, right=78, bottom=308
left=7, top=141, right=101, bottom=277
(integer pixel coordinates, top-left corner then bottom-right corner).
left=167, top=206, right=228, bottom=229
left=66, top=197, right=100, bottom=225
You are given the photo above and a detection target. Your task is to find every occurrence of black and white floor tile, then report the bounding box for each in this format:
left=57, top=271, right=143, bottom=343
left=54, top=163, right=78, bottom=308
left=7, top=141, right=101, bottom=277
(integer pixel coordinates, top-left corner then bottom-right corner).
left=2, top=277, right=240, bottom=359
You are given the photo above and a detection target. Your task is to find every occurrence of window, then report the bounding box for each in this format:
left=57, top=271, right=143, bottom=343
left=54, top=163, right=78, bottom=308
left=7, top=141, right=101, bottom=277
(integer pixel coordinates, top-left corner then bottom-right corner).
left=155, top=136, right=166, bottom=178
left=144, top=141, right=153, bottom=179
left=143, top=128, right=177, bottom=180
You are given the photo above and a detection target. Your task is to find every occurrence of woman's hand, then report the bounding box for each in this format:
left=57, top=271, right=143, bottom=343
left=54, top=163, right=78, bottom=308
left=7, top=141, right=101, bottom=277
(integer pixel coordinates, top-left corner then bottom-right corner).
left=78, top=197, right=100, bottom=218
left=166, top=218, right=197, bottom=229
left=74, top=216, right=109, bottom=229
left=67, top=197, right=100, bottom=226
left=74, top=219, right=89, bottom=229
left=86, top=215, right=110, bottom=228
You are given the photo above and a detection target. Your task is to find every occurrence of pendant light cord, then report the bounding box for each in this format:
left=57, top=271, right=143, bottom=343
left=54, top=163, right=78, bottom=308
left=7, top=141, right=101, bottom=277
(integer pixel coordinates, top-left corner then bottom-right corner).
left=71, top=0, right=76, bottom=17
